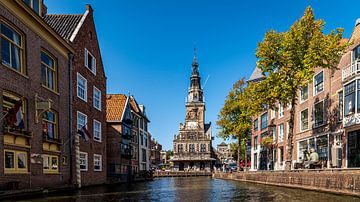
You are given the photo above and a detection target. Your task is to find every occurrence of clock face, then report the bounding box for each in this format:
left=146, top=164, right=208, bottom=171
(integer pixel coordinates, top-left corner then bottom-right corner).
left=186, top=121, right=198, bottom=129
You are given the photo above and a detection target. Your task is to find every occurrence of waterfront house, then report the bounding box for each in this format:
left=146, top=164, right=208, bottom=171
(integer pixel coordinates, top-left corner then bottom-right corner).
left=43, top=5, right=108, bottom=187
left=250, top=19, right=360, bottom=171
left=0, top=0, right=73, bottom=190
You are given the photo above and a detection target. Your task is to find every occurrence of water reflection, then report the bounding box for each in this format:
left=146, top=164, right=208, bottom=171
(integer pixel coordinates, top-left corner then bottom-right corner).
left=11, top=177, right=360, bottom=202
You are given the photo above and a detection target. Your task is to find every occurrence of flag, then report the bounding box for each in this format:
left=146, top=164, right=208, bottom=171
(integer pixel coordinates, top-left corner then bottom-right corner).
left=77, top=125, right=91, bottom=141
left=8, top=100, right=24, bottom=129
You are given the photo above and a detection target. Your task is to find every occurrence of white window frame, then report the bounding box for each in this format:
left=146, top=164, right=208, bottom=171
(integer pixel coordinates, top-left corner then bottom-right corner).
left=77, top=73, right=87, bottom=102
left=84, top=48, right=96, bottom=75
left=270, top=109, right=276, bottom=119
left=300, top=108, right=309, bottom=132
left=300, top=86, right=309, bottom=103
left=93, top=154, right=102, bottom=171
left=77, top=111, right=87, bottom=130
left=80, top=152, right=88, bottom=171
left=93, top=119, right=102, bottom=142
left=313, top=100, right=325, bottom=128
left=279, top=104, right=284, bottom=118
left=278, top=124, right=284, bottom=142
left=93, top=86, right=101, bottom=111
left=313, top=71, right=324, bottom=96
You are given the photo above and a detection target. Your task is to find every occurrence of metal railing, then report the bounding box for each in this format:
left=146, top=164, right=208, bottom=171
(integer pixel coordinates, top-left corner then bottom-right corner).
left=342, top=60, right=360, bottom=81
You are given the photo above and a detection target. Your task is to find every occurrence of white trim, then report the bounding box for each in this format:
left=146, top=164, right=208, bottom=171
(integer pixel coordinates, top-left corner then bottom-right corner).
left=313, top=99, right=325, bottom=128
left=77, top=73, right=87, bottom=102
left=77, top=111, right=88, bottom=130
left=70, top=10, right=89, bottom=42
left=120, top=96, right=130, bottom=122
left=79, top=152, right=88, bottom=171
left=300, top=85, right=309, bottom=103
left=278, top=103, right=284, bottom=118
left=313, top=71, right=324, bottom=96
left=93, top=119, right=102, bottom=142
left=300, top=108, right=309, bottom=132
left=93, top=154, right=102, bottom=172
left=84, top=48, right=96, bottom=75
left=93, top=86, right=101, bottom=111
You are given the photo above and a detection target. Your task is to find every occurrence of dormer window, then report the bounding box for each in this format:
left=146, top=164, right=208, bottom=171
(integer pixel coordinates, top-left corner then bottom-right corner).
left=23, top=0, right=41, bottom=15
left=353, top=45, right=360, bottom=62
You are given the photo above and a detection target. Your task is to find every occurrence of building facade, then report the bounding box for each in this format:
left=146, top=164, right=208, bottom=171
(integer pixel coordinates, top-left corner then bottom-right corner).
left=106, top=94, right=132, bottom=182
left=0, top=0, right=73, bottom=190
left=150, top=138, right=163, bottom=168
left=250, top=19, right=360, bottom=171
left=172, top=54, right=214, bottom=171
left=217, top=142, right=232, bottom=165
left=44, top=5, right=107, bottom=187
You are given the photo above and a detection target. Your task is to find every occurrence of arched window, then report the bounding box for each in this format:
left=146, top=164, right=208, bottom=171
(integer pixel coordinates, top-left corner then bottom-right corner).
left=189, top=144, right=195, bottom=152
left=200, top=144, right=206, bottom=152
left=178, top=144, right=183, bottom=153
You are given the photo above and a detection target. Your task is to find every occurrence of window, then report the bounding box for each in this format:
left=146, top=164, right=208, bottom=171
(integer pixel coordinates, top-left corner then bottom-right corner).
left=254, top=153, right=258, bottom=170
left=77, top=111, right=87, bottom=130
left=279, top=147, right=284, bottom=162
left=142, top=149, right=146, bottom=162
left=93, top=119, right=101, bottom=142
left=23, top=0, right=41, bottom=15
left=300, top=86, right=308, bottom=102
left=272, top=126, right=276, bottom=143
left=300, top=109, right=308, bottom=131
left=278, top=124, right=284, bottom=142
left=43, top=155, right=59, bottom=173
left=144, top=134, right=148, bottom=147
left=42, top=110, right=58, bottom=140
left=344, top=81, right=355, bottom=116
left=2, top=91, right=26, bottom=130
left=314, top=71, right=324, bottom=95
left=260, top=112, right=268, bottom=130
left=84, top=48, right=96, bottom=74
left=353, top=45, right=360, bottom=62
left=189, top=144, right=195, bottom=152
left=4, top=150, right=28, bottom=173
left=338, top=91, right=343, bottom=121
left=270, top=109, right=276, bottom=119
left=254, top=119, right=258, bottom=131
left=1, top=22, right=23, bottom=73
left=93, top=87, right=101, bottom=110
left=41, top=51, right=57, bottom=91
left=140, top=133, right=144, bottom=145
left=178, top=144, right=184, bottom=153
left=314, top=101, right=324, bottom=127
left=94, top=154, right=102, bottom=171
left=80, top=152, right=88, bottom=171
left=254, top=136, right=258, bottom=151
left=279, top=104, right=284, bottom=118
left=77, top=73, right=87, bottom=101
left=298, top=140, right=308, bottom=161
left=200, top=144, right=206, bottom=152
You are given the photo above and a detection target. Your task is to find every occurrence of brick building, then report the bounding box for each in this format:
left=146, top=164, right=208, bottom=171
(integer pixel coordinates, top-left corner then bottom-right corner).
left=0, top=0, right=73, bottom=190
left=106, top=94, right=132, bottom=182
left=150, top=138, right=163, bottom=168
left=43, top=5, right=107, bottom=187
left=250, top=19, right=360, bottom=171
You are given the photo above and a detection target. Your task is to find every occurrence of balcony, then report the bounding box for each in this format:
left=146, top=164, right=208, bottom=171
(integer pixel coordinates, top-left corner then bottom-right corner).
left=343, top=113, right=360, bottom=128
left=342, top=60, right=360, bottom=81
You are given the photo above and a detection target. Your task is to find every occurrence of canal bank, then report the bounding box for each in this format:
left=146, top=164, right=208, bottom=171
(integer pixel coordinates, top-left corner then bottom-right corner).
left=213, top=169, right=360, bottom=197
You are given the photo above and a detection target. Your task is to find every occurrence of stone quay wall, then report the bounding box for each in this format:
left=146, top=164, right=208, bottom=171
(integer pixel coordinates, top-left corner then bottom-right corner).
left=213, top=170, right=360, bottom=197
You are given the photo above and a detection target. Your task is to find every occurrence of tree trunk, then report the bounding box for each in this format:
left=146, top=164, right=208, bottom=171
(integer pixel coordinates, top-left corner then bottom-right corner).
left=237, top=136, right=241, bottom=172
left=285, top=94, right=297, bottom=170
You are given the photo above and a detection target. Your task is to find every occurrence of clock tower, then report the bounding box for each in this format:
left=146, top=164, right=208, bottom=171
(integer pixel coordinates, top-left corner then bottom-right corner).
left=172, top=50, right=214, bottom=171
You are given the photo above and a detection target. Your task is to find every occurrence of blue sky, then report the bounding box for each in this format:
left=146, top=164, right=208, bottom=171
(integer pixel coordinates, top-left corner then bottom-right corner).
left=46, top=0, right=360, bottom=150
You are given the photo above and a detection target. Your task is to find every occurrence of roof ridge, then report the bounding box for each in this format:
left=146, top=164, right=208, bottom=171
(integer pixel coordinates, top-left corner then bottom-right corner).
left=45, top=14, right=83, bottom=16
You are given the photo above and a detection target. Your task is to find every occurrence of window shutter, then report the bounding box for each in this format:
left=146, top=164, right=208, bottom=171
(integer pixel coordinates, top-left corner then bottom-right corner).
left=93, top=57, right=96, bottom=75
left=84, top=48, right=88, bottom=68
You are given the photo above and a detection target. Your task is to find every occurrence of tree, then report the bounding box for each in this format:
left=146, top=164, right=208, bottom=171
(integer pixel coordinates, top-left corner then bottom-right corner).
left=217, top=78, right=261, bottom=171
left=255, top=6, right=349, bottom=170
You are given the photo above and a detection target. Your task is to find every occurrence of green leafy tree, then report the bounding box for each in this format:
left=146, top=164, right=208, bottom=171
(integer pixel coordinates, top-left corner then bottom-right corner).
left=217, top=78, right=261, bottom=171
left=255, top=6, right=349, bottom=170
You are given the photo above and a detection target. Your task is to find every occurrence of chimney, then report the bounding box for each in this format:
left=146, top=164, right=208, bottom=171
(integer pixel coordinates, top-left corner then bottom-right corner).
left=139, top=105, right=145, bottom=114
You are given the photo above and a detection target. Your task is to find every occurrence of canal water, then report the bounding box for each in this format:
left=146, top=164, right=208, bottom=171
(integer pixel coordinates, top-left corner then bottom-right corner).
left=11, top=177, right=360, bottom=202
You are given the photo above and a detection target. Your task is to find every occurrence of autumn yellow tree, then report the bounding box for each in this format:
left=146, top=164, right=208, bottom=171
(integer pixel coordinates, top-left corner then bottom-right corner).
left=255, top=6, right=349, bottom=170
